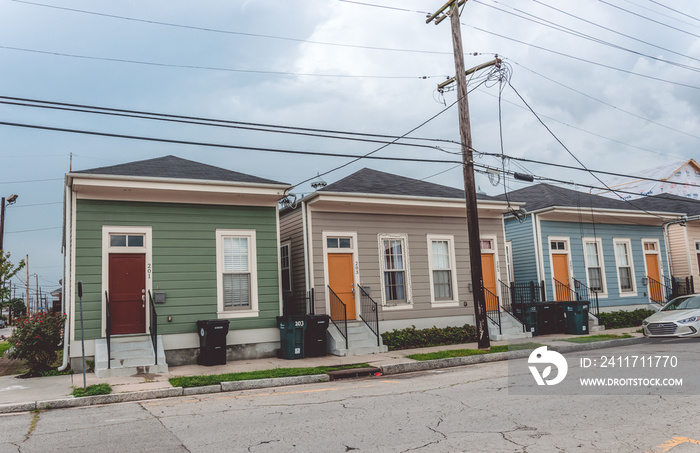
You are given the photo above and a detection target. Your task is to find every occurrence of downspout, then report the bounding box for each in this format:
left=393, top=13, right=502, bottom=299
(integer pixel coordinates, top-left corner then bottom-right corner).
left=301, top=200, right=311, bottom=312
left=58, top=177, right=72, bottom=371
left=532, top=213, right=544, bottom=297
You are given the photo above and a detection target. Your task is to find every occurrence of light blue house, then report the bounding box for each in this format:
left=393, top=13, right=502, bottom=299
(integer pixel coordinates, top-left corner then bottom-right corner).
left=496, top=184, right=683, bottom=312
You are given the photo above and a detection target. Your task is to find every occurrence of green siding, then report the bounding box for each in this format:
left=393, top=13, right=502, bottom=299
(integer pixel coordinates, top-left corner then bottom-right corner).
left=75, top=199, right=280, bottom=340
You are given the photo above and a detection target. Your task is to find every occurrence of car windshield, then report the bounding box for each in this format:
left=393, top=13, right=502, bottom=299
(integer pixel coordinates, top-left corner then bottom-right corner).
left=661, top=295, right=700, bottom=311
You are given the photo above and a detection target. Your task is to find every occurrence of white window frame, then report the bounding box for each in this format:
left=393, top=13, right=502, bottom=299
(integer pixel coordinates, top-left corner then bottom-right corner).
left=547, top=236, right=572, bottom=296
left=582, top=237, right=607, bottom=295
left=378, top=233, right=412, bottom=309
left=322, top=231, right=360, bottom=319
left=216, top=229, right=258, bottom=319
left=280, top=241, right=292, bottom=293
left=427, top=234, right=459, bottom=306
left=613, top=238, right=637, bottom=297
left=505, top=240, right=513, bottom=284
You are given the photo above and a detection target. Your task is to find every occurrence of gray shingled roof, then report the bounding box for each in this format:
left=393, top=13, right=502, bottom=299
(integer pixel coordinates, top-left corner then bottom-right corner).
left=494, top=183, right=655, bottom=212
left=74, top=155, right=287, bottom=185
left=319, top=168, right=500, bottom=201
left=633, top=193, right=700, bottom=216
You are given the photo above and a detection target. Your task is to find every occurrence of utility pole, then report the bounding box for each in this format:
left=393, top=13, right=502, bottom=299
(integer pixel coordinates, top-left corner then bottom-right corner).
left=427, top=0, right=495, bottom=349
left=35, top=274, right=39, bottom=313
left=26, top=255, right=30, bottom=316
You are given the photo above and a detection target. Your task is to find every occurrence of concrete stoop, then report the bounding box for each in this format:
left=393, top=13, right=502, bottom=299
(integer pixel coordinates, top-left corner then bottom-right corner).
left=94, top=335, right=168, bottom=378
left=589, top=313, right=605, bottom=333
left=328, top=322, right=388, bottom=356
left=488, top=311, right=533, bottom=341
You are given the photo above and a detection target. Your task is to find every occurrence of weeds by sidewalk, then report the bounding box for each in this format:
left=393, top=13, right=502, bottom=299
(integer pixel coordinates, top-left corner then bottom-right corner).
left=562, top=333, right=633, bottom=344
left=406, top=342, right=544, bottom=361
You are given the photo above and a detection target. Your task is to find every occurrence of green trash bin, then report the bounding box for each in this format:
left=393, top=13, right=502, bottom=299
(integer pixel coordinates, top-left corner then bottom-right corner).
left=563, top=301, right=589, bottom=335
left=277, top=315, right=306, bottom=359
left=538, top=302, right=566, bottom=335
left=514, top=303, right=539, bottom=336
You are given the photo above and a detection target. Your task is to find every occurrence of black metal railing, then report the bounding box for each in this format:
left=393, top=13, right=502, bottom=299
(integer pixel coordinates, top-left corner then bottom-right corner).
left=665, top=276, right=695, bottom=301
left=148, top=291, right=158, bottom=366
left=499, top=280, right=526, bottom=332
left=553, top=278, right=575, bottom=302
left=509, top=280, right=546, bottom=304
left=282, top=289, right=314, bottom=316
left=104, top=291, right=111, bottom=370
left=358, top=285, right=380, bottom=346
left=328, top=286, right=348, bottom=350
left=483, top=286, right=502, bottom=335
left=573, top=278, right=599, bottom=317
left=647, top=276, right=666, bottom=305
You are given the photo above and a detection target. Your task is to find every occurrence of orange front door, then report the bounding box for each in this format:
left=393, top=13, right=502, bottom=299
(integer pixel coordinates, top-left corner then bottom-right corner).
left=328, top=253, right=356, bottom=320
left=552, top=254, right=571, bottom=301
left=480, top=253, right=498, bottom=311
left=108, top=254, right=146, bottom=335
left=646, top=254, right=662, bottom=302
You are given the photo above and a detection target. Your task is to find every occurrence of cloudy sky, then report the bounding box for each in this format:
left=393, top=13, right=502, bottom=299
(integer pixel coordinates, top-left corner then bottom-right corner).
left=1, top=0, right=698, bottom=298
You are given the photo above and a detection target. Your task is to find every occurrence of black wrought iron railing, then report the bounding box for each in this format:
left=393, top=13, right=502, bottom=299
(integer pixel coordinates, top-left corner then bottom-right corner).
left=553, top=278, right=574, bottom=302
left=665, top=276, right=695, bottom=301
left=358, top=285, right=380, bottom=347
left=148, top=291, right=158, bottom=366
left=328, top=286, right=348, bottom=351
left=104, top=291, right=111, bottom=370
left=499, top=280, right=526, bottom=332
left=483, top=286, right=502, bottom=335
left=509, top=280, right=546, bottom=304
left=573, top=278, right=599, bottom=317
left=282, top=289, right=314, bottom=316
left=647, top=276, right=666, bottom=305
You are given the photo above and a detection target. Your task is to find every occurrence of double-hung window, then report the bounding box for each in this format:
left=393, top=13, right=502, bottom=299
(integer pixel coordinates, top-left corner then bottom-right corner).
left=379, top=234, right=411, bottom=305
left=216, top=230, right=258, bottom=317
left=614, top=240, right=635, bottom=293
left=280, top=243, right=291, bottom=292
left=583, top=238, right=605, bottom=293
left=428, top=235, right=458, bottom=304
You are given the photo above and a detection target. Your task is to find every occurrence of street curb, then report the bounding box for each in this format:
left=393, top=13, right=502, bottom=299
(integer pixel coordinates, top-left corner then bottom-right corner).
left=220, top=374, right=329, bottom=392
left=380, top=337, right=647, bottom=376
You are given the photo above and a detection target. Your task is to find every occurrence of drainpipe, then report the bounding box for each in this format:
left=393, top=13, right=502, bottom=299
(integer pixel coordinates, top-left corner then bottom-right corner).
left=301, top=200, right=311, bottom=313
left=57, top=179, right=72, bottom=371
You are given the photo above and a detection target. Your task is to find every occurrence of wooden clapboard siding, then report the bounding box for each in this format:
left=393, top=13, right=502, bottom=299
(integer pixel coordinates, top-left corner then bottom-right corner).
left=504, top=216, right=538, bottom=282
left=75, top=199, right=280, bottom=340
left=667, top=223, right=690, bottom=278
left=279, top=207, right=307, bottom=293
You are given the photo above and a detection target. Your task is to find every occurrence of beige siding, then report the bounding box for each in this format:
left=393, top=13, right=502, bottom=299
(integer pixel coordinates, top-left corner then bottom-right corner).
left=309, top=210, right=508, bottom=326
left=687, top=221, right=700, bottom=282
left=279, top=207, right=307, bottom=293
left=668, top=223, right=690, bottom=277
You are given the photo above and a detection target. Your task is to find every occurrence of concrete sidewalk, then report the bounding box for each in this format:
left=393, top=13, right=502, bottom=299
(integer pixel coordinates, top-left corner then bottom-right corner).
left=0, top=328, right=644, bottom=413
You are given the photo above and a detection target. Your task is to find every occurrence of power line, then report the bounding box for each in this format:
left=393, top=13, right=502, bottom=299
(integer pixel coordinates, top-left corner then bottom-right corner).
left=646, top=0, right=700, bottom=24
left=598, top=0, right=700, bottom=39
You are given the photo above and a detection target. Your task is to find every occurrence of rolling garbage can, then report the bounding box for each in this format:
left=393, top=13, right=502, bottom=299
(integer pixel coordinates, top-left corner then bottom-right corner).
left=538, top=302, right=565, bottom=335
left=197, top=319, right=230, bottom=366
left=277, top=315, right=306, bottom=359
left=563, top=301, right=589, bottom=335
left=305, top=314, right=330, bottom=357
left=514, top=302, right=539, bottom=336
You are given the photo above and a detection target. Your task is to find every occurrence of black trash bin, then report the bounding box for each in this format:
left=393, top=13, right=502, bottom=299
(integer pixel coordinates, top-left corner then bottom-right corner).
left=563, top=300, right=590, bottom=335
left=305, top=314, right=330, bottom=357
left=538, top=302, right=565, bottom=335
left=196, top=319, right=230, bottom=366
left=277, top=315, right=306, bottom=359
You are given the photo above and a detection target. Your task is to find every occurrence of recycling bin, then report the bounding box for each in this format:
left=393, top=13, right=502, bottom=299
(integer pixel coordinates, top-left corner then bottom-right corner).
left=277, top=315, right=306, bottom=359
left=513, top=303, right=539, bottom=336
left=304, top=314, right=330, bottom=357
left=562, top=300, right=589, bottom=335
left=538, top=303, right=565, bottom=335
left=196, top=319, right=230, bottom=366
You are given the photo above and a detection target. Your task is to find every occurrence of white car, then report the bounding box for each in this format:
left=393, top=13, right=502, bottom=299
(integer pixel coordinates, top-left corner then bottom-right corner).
left=643, top=294, right=700, bottom=338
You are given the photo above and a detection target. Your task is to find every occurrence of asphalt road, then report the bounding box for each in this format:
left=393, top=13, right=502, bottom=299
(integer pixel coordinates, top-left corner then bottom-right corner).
left=1, top=338, right=699, bottom=453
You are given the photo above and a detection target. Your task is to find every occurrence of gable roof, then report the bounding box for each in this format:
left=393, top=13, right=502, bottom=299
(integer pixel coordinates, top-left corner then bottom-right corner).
left=495, top=183, right=660, bottom=213
left=633, top=193, right=700, bottom=217
left=319, top=168, right=500, bottom=201
left=74, top=155, right=287, bottom=186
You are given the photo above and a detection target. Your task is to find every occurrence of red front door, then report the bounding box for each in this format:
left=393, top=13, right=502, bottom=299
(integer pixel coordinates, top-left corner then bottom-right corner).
left=108, top=254, right=146, bottom=335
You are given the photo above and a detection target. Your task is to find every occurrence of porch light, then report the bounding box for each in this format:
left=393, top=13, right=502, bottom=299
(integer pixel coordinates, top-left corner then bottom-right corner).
left=642, top=277, right=649, bottom=286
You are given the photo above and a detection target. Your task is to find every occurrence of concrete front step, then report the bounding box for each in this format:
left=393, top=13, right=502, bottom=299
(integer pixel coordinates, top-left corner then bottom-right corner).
left=95, top=336, right=168, bottom=378
left=328, top=322, right=388, bottom=356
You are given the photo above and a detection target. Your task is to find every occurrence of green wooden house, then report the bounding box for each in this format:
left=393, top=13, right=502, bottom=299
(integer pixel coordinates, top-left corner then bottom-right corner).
left=62, top=156, right=289, bottom=376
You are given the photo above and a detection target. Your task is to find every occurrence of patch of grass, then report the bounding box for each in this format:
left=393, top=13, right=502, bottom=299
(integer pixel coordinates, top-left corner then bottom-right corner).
left=0, top=341, right=11, bottom=356
left=170, top=363, right=371, bottom=389
left=39, top=368, right=73, bottom=377
left=563, top=333, right=632, bottom=344
left=406, top=342, right=544, bottom=361
left=72, top=383, right=111, bottom=398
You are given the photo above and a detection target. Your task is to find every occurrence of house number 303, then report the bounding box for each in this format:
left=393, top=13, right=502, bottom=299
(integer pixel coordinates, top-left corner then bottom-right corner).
left=294, top=320, right=304, bottom=327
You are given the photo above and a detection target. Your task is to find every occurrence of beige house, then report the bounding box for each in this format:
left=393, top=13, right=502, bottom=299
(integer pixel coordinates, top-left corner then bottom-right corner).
left=279, top=168, right=524, bottom=356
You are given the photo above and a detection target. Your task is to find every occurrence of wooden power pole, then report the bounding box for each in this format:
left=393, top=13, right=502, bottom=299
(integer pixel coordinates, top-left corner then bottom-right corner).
left=427, top=0, right=498, bottom=349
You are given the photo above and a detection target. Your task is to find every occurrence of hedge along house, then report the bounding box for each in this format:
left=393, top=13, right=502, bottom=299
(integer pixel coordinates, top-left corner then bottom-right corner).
left=279, top=168, right=526, bottom=355
left=496, top=184, right=683, bottom=316
left=62, top=156, right=290, bottom=377
left=634, top=194, right=700, bottom=299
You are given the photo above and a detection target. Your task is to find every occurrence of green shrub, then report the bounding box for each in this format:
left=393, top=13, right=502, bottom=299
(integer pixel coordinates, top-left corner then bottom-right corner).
left=7, top=312, right=66, bottom=376
left=381, top=324, right=477, bottom=351
left=597, top=309, right=655, bottom=329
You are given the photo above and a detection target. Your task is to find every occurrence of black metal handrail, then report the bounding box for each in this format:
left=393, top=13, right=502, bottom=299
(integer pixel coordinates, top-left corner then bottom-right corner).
left=104, top=291, right=111, bottom=370
left=553, top=278, right=575, bottom=302
left=282, top=289, right=313, bottom=316
left=665, top=276, right=695, bottom=301
left=499, top=280, right=526, bottom=332
left=647, top=276, right=666, bottom=305
left=573, top=278, right=599, bottom=317
left=358, top=285, right=380, bottom=346
left=148, top=291, right=158, bottom=366
left=483, top=286, right=502, bottom=335
left=327, top=286, right=348, bottom=351
left=509, top=280, right=546, bottom=304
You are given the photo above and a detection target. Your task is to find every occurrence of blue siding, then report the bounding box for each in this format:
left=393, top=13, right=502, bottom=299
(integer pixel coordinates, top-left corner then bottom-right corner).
left=539, top=220, right=668, bottom=308
left=504, top=217, right=538, bottom=282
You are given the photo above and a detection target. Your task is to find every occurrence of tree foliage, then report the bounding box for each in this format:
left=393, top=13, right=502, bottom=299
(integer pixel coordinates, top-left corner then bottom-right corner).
left=0, top=251, right=25, bottom=305
left=7, top=312, right=66, bottom=375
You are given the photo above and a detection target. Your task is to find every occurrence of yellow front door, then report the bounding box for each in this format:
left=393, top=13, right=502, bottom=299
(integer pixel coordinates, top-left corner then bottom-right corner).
left=328, top=253, right=356, bottom=320
left=646, top=253, right=662, bottom=302
left=481, top=253, right=498, bottom=311
left=552, top=254, right=571, bottom=301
